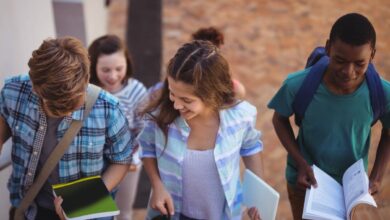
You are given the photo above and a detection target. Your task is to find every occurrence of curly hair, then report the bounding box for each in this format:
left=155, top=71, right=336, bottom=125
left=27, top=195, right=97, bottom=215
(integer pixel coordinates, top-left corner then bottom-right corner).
left=192, top=27, right=224, bottom=48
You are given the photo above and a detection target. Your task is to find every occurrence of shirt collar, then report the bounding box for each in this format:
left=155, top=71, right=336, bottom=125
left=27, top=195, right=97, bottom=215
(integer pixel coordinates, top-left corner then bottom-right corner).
left=27, top=90, right=85, bottom=121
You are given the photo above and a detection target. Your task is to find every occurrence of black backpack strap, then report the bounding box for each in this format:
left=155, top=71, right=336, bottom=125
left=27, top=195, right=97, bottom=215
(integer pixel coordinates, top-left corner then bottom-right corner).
left=366, top=63, right=386, bottom=125
left=292, top=56, right=329, bottom=126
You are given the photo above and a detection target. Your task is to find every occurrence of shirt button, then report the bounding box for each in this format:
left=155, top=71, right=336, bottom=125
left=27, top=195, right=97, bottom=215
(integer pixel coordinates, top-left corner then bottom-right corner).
left=33, top=151, right=38, bottom=156
left=39, top=126, right=44, bottom=130
left=28, top=172, right=32, bottom=176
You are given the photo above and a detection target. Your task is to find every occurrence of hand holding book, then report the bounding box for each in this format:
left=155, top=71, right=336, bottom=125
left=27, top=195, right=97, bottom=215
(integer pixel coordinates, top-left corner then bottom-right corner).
left=52, top=175, right=119, bottom=220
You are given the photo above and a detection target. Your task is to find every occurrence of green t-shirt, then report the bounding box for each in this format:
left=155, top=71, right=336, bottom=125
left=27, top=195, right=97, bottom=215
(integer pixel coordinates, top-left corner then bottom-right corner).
left=268, top=68, right=390, bottom=184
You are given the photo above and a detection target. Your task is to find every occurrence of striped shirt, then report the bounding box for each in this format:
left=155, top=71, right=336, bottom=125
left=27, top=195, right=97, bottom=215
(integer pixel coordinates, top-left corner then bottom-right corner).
left=138, top=101, right=263, bottom=220
left=0, top=75, right=134, bottom=220
left=112, top=78, right=147, bottom=165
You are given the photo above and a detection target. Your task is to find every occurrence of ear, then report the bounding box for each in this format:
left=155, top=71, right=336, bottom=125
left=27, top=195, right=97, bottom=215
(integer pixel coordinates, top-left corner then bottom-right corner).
left=370, top=48, right=376, bottom=62
left=325, top=40, right=331, bottom=56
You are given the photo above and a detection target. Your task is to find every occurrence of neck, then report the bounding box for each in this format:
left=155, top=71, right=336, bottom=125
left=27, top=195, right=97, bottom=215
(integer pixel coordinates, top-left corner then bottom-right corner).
left=188, top=110, right=219, bottom=127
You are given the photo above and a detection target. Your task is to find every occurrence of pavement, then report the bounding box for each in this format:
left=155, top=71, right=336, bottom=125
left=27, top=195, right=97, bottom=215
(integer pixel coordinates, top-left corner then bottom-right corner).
left=108, top=0, right=390, bottom=219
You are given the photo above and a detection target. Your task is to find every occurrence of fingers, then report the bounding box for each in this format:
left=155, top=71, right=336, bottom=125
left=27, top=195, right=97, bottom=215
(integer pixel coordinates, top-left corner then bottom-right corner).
left=297, top=166, right=317, bottom=190
left=53, top=196, right=65, bottom=220
left=307, top=167, right=318, bottom=188
left=369, top=183, right=379, bottom=195
left=155, top=202, right=168, bottom=215
left=247, top=207, right=261, bottom=220
left=165, top=196, right=175, bottom=216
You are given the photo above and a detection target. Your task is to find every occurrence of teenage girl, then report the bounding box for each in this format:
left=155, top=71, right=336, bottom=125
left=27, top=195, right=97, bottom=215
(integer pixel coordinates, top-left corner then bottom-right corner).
left=89, top=35, right=147, bottom=220
left=139, top=40, right=262, bottom=220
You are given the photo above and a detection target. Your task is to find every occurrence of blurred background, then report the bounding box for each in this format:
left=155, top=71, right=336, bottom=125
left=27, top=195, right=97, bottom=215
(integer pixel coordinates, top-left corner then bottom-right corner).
left=0, top=0, right=389, bottom=219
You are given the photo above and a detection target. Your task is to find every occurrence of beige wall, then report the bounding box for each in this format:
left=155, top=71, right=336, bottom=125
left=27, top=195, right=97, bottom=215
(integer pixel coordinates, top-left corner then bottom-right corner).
left=0, top=1, right=106, bottom=218
left=0, top=0, right=56, bottom=87
left=0, top=0, right=55, bottom=217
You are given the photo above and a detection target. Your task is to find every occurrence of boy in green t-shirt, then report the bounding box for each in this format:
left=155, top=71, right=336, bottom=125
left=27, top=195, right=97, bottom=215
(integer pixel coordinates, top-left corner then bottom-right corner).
left=268, top=13, right=390, bottom=220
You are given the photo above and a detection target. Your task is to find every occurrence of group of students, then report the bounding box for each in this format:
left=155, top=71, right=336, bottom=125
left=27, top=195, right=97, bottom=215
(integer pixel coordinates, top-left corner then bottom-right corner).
left=0, top=12, right=389, bottom=220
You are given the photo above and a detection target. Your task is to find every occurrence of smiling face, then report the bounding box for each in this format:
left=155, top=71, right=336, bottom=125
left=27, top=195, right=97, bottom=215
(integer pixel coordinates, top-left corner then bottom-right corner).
left=96, top=51, right=127, bottom=93
left=167, top=76, right=214, bottom=121
left=324, top=39, right=374, bottom=94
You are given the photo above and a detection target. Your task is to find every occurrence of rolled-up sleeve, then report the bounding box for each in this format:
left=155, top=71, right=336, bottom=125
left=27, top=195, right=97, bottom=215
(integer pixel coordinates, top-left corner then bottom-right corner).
left=105, top=104, right=133, bottom=164
left=138, top=118, right=158, bottom=158
left=240, top=111, right=263, bottom=156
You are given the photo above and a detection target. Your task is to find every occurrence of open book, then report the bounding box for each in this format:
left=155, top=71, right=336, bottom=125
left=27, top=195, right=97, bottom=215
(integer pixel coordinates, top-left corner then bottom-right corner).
left=302, top=159, right=376, bottom=220
left=242, top=169, right=280, bottom=220
left=52, top=175, right=119, bottom=220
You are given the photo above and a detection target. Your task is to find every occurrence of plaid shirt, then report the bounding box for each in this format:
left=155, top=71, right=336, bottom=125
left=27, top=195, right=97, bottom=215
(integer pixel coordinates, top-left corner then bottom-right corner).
left=139, top=101, right=263, bottom=220
left=0, top=75, right=134, bottom=219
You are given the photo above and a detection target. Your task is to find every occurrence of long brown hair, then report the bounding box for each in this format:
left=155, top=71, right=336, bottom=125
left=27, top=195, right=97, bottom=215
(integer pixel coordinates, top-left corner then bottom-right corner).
left=144, top=40, right=235, bottom=136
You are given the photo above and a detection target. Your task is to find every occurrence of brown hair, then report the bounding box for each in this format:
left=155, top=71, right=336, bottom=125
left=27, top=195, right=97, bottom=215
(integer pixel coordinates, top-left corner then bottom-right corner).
left=145, top=40, right=235, bottom=135
left=88, top=35, right=133, bottom=86
left=192, top=27, right=224, bottom=48
left=28, top=36, right=90, bottom=117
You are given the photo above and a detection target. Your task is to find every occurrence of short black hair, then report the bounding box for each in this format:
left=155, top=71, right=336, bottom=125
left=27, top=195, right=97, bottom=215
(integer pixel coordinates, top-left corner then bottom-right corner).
left=329, top=13, right=376, bottom=49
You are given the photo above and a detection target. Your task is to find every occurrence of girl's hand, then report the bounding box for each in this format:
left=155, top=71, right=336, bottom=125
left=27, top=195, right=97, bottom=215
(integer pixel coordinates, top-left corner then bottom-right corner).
left=150, top=184, right=174, bottom=216
left=247, top=207, right=261, bottom=220
left=54, top=196, right=66, bottom=220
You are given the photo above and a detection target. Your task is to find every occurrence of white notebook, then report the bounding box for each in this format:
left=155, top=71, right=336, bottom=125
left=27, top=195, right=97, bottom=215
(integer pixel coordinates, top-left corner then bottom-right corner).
left=242, top=169, right=280, bottom=220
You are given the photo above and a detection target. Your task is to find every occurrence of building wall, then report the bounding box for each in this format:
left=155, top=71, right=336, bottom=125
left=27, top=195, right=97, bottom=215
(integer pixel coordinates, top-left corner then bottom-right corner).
left=0, top=0, right=107, bottom=218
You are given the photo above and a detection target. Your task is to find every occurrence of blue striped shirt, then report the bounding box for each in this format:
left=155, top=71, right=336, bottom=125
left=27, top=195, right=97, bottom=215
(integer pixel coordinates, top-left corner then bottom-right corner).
left=138, top=101, right=263, bottom=220
left=112, top=78, right=147, bottom=165
left=0, top=75, right=134, bottom=219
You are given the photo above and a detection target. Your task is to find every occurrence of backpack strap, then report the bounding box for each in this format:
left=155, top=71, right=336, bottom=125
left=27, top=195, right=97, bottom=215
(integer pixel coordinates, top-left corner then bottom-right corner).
left=366, top=64, right=386, bottom=125
left=293, top=47, right=386, bottom=127
left=292, top=56, right=328, bottom=126
left=305, top=47, right=326, bottom=68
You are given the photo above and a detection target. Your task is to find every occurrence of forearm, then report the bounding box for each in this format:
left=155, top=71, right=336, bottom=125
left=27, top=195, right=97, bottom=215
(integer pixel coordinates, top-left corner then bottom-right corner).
left=102, top=163, right=129, bottom=191
left=242, top=152, right=263, bottom=178
left=370, top=128, right=390, bottom=182
left=143, top=157, right=164, bottom=188
left=272, top=112, right=307, bottom=167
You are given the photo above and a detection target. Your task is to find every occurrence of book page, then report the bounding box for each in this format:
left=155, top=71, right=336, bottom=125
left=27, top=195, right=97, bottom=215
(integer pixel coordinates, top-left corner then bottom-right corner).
left=302, top=165, right=346, bottom=220
left=342, top=159, right=376, bottom=220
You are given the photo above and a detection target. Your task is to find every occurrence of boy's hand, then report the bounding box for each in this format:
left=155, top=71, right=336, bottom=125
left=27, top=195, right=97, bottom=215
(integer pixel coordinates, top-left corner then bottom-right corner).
left=54, top=196, right=66, bottom=220
left=296, top=163, right=317, bottom=190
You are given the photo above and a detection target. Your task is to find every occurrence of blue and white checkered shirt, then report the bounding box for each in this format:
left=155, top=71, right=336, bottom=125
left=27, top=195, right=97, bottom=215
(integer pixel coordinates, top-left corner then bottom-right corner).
left=0, top=75, right=134, bottom=219
left=139, top=101, right=263, bottom=220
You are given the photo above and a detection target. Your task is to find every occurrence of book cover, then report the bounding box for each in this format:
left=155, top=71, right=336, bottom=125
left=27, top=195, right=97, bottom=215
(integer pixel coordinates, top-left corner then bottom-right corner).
left=242, top=169, right=280, bottom=220
left=52, top=175, right=119, bottom=220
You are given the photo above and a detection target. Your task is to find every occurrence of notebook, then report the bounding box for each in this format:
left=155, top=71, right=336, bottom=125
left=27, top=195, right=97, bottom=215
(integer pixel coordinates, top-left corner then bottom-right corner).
left=242, top=169, right=280, bottom=220
left=52, top=175, right=119, bottom=220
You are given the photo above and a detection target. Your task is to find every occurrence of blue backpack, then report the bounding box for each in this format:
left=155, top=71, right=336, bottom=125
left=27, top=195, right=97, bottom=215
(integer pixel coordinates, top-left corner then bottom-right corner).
left=292, top=46, right=386, bottom=126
